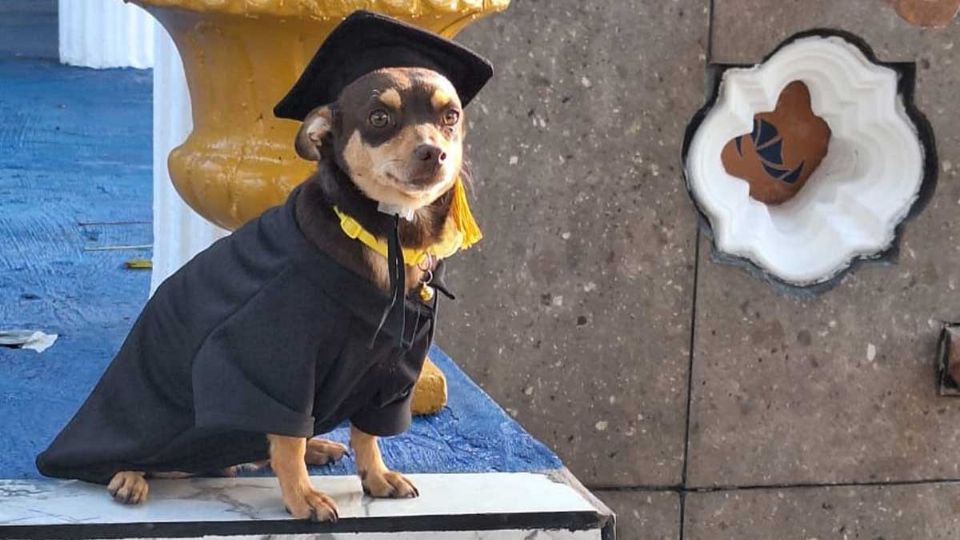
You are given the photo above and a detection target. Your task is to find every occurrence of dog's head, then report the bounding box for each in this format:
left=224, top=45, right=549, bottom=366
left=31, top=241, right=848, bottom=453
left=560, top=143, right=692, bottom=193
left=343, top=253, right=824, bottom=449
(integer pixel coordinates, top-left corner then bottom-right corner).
left=296, top=67, right=466, bottom=210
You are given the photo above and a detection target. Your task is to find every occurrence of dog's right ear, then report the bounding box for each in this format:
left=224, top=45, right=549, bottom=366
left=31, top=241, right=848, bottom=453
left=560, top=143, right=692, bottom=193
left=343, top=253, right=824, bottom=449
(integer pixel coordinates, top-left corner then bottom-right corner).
left=295, top=106, right=333, bottom=162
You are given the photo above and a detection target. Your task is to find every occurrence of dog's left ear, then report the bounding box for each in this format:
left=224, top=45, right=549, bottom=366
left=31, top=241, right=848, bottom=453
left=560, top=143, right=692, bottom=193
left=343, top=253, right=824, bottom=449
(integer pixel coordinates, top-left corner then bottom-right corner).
left=295, top=106, right=333, bottom=162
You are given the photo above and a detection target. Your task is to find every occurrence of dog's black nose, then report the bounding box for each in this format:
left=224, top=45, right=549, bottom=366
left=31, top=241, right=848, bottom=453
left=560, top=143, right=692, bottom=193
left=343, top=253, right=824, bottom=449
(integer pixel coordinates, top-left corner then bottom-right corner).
left=414, top=144, right=446, bottom=164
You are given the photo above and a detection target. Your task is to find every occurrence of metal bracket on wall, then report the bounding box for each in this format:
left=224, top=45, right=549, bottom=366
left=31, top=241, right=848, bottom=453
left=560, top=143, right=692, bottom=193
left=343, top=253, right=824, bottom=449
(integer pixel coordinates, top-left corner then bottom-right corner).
left=937, top=323, right=960, bottom=397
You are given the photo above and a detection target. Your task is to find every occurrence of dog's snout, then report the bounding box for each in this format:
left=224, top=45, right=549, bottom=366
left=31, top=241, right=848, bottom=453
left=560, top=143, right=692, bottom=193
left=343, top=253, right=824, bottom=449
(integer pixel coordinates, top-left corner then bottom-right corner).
left=414, top=144, right=447, bottom=164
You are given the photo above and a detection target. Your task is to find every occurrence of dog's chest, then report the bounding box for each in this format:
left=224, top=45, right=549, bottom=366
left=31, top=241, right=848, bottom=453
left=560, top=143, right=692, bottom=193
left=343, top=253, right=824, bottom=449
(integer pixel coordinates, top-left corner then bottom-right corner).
left=362, top=249, right=430, bottom=293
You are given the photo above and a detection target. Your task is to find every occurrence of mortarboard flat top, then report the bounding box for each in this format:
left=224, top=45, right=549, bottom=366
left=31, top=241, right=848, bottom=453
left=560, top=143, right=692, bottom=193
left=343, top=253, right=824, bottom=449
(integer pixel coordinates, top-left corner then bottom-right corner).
left=274, top=10, right=494, bottom=121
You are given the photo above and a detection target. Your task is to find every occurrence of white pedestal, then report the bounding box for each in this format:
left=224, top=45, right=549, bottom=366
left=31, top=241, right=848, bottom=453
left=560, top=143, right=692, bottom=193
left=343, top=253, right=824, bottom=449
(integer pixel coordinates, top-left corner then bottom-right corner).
left=149, top=26, right=228, bottom=295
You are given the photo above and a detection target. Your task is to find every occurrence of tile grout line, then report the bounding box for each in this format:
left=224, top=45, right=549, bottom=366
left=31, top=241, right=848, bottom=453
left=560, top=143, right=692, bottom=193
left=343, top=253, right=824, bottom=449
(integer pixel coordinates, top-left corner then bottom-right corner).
left=679, top=2, right=715, bottom=538
left=695, top=477, right=960, bottom=493
left=678, top=224, right=701, bottom=540
left=588, top=476, right=960, bottom=494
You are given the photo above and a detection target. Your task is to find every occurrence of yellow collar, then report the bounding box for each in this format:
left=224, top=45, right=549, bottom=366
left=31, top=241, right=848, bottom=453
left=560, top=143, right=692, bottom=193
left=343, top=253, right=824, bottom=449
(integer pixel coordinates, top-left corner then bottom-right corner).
left=332, top=178, right=483, bottom=266
left=333, top=206, right=463, bottom=266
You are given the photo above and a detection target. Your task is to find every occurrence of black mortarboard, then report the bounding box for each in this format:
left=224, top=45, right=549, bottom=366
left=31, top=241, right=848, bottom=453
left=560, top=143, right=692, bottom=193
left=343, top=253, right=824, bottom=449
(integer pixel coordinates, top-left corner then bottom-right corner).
left=274, top=10, right=494, bottom=121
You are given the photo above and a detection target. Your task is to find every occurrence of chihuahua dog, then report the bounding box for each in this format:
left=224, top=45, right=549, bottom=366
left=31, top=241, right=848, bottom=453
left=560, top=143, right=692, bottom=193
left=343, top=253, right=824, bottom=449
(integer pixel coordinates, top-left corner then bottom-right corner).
left=103, top=66, right=470, bottom=522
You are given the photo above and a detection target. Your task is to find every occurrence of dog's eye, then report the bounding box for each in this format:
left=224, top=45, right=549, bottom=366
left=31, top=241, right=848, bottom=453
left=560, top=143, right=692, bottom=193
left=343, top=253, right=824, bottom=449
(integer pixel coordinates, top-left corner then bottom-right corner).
left=369, top=110, right=390, bottom=128
left=442, top=109, right=460, bottom=126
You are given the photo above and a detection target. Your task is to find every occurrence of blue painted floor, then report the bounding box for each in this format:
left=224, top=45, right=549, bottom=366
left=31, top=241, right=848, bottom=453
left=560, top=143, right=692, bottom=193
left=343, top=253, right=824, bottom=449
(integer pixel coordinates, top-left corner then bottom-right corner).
left=0, top=59, right=560, bottom=480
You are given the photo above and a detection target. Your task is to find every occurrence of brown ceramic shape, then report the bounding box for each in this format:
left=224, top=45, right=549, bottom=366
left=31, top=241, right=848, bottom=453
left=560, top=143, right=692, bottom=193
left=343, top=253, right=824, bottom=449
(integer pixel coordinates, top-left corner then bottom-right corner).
left=892, top=0, right=960, bottom=27
left=721, top=81, right=831, bottom=206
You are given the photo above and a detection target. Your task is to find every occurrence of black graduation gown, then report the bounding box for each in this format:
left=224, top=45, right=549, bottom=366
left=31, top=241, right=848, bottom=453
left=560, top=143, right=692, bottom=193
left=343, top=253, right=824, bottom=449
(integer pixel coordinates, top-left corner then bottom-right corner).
left=36, top=188, right=435, bottom=485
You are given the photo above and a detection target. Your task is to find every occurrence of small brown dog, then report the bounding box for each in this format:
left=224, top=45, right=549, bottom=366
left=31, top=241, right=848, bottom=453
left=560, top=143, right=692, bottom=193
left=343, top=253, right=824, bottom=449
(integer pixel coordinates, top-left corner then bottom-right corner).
left=277, top=66, right=471, bottom=520
left=107, top=67, right=471, bottom=521
left=36, top=11, right=491, bottom=523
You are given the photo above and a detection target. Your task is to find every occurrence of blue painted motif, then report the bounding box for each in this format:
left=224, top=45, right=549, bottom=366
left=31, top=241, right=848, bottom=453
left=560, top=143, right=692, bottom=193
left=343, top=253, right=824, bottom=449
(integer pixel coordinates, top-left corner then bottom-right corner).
left=749, top=117, right=804, bottom=184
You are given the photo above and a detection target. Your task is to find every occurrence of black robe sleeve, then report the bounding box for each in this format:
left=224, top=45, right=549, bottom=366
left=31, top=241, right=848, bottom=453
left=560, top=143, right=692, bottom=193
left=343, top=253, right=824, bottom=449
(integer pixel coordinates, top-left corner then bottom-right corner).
left=350, top=385, right=415, bottom=437
left=192, top=266, right=338, bottom=438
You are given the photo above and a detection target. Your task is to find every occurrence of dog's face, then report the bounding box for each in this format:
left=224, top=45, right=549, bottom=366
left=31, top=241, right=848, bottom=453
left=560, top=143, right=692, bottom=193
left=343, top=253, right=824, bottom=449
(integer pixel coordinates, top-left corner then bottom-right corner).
left=296, top=67, right=465, bottom=210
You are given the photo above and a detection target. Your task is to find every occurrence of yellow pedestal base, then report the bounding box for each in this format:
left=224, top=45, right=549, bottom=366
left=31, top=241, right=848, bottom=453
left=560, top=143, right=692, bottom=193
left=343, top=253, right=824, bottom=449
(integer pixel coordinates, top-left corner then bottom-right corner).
left=411, top=357, right=448, bottom=416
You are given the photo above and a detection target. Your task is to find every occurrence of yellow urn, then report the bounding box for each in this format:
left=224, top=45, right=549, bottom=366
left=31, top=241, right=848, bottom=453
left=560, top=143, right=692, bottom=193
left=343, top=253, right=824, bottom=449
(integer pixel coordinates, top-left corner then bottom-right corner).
left=132, top=0, right=509, bottom=415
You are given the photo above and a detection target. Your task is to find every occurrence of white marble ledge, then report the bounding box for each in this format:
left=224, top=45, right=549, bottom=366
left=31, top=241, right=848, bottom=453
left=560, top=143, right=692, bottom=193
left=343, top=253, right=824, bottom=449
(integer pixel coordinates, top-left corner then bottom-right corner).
left=0, top=472, right=603, bottom=527
left=73, top=529, right=603, bottom=540
left=76, top=531, right=600, bottom=539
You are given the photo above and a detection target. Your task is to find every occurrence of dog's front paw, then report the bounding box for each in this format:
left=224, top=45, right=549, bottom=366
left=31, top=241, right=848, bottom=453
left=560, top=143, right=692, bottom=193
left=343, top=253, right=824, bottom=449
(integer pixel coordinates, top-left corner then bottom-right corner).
left=284, top=487, right=339, bottom=522
left=107, top=471, right=149, bottom=505
left=305, top=438, right=349, bottom=466
left=361, top=470, right=419, bottom=499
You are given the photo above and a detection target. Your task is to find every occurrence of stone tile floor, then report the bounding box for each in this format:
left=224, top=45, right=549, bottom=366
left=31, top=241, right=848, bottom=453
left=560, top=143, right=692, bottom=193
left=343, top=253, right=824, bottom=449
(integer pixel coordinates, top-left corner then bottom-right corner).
left=451, top=1, right=960, bottom=538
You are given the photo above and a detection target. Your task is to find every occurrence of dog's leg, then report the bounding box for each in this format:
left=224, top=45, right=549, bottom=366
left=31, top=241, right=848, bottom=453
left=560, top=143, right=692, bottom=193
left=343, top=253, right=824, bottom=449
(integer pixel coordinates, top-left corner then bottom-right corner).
left=350, top=425, right=418, bottom=498
left=107, top=471, right=149, bottom=504
left=268, top=434, right=339, bottom=522
left=305, top=438, right=349, bottom=466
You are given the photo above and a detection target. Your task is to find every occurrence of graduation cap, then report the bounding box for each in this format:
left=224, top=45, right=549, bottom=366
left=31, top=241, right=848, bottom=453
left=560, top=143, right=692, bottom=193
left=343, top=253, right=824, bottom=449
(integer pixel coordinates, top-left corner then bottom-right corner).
left=274, top=10, right=494, bottom=120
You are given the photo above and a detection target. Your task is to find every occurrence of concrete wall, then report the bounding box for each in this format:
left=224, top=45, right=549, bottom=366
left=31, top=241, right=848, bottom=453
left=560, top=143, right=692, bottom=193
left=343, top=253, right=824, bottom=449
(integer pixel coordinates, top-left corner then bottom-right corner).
left=448, top=3, right=706, bottom=535
left=451, top=2, right=960, bottom=539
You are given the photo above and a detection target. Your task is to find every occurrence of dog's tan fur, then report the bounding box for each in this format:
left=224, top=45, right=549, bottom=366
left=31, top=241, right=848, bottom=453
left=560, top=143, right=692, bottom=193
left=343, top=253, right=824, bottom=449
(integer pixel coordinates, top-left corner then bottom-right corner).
left=107, top=471, right=148, bottom=504
left=342, top=127, right=460, bottom=210
left=108, top=67, right=469, bottom=521
left=379, top=88, right=403, bottom=109
left=269, top=435, right=339, bottom=522
left=352, top=425, right=418, bottom=497
left=430, top=88, right=452, bottom=110
left=305, top=438, right=349, bottom=466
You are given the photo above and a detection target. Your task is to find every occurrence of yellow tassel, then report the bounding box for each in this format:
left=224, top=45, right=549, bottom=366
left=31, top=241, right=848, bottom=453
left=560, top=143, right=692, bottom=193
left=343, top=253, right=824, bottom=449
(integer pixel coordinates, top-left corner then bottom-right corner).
left=450, top=178, right=483, bottom=250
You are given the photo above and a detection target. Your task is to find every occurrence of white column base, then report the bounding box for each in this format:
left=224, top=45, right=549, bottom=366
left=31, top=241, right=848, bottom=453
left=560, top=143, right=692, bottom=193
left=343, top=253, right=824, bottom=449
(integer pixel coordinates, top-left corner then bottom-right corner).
left=150, top=26, right=228, bottom=295
left=58, top=0, right=154, bottom=69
